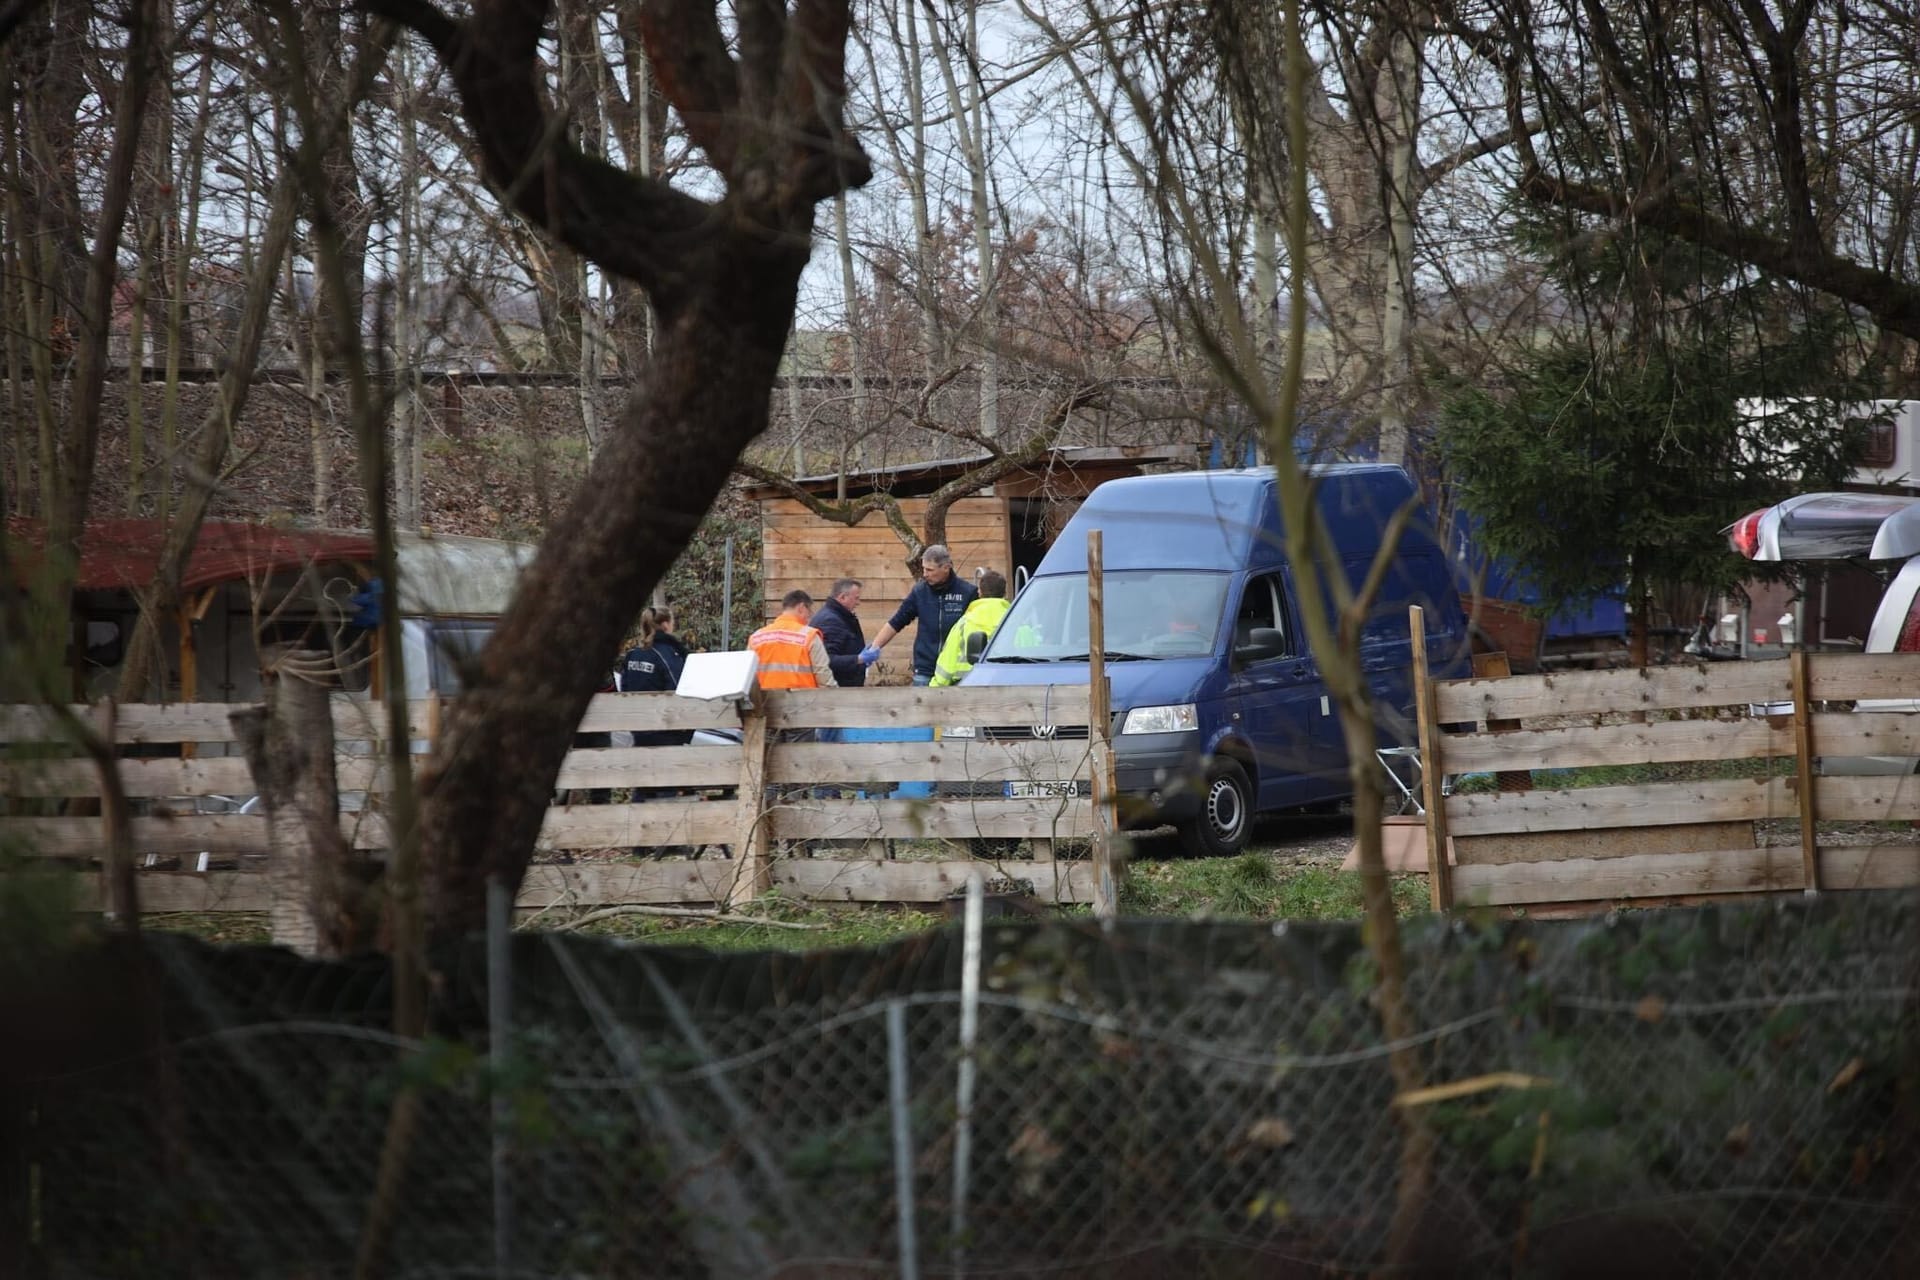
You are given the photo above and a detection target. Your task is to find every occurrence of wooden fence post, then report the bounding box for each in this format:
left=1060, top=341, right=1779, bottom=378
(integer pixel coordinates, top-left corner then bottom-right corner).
left=1790, top=648, right=1820, bottom=893
left=1088, top=530, right=1119, bottom=918
left=727, top=692, right=772, bottom=909
left=1410, top=607, right=1453, bottom=910
left=238, top=656, right=359, bottom=957
left=177, top=601, right=198, bottom=759
left=93, top=698, right=136, bottom=923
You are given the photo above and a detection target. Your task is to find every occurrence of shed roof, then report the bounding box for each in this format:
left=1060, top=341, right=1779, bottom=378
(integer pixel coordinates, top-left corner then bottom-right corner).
left=7, top=518, right=375, bottom=594
left=741, top=444, right=1202, bottom=501
left=7, top=520, right=536, bottom=615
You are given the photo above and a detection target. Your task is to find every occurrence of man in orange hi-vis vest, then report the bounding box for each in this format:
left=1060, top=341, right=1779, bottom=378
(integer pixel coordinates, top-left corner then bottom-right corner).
left=749, top=589, right=839, bottom=692
left=751, top=590, right=838, bottom=774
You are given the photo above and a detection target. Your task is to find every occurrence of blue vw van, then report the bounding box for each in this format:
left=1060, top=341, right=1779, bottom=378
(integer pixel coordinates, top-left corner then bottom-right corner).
left=953, top=465, right=1472, bottom=856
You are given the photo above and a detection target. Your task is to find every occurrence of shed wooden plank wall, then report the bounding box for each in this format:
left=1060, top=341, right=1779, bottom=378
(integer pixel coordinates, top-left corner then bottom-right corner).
left=759, top=496, right=1012, bottom=642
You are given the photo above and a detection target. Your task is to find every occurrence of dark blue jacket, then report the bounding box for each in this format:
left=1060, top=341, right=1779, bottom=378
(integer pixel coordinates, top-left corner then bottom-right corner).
left=652, top=632, right=689, bottom=685
left=889, top=575, right=979, bottom=677
left=618, top=633, right=692, bottom=746
left=813, top=596, right=867, bottom=687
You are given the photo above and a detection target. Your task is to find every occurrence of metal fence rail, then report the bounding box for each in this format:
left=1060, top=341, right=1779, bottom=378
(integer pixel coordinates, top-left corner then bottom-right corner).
left=7, top=893, right=1916, bottom=1278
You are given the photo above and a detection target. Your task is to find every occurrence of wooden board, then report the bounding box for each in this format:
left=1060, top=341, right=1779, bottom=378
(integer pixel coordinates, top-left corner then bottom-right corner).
left=1450, top=821, right=1758, bottom=866
left=1438, top=711, right=1920, bottom=775
left=516, top=860, right=742, bottom=906
left=71, top=870, right=274, bottom=913
left=761, top=576, right=925, bottom=605
left=519, top=857, right=1093, bottom=906
left=342, top=801, right=738, bottom=851
left=551, top=746, right=743, bottom=790
left=577, top=694, right=744, bottom=733
left=1806, top=652, right=1920, bottom=702
left=763, top=797, right=1095, bottom=841
left=773, top=858, right=1094, bottom=904
left=0, top=755, right=257, bottom=799
left=766, top=739, right=1091, bottom=785
left=1452, top=844, right=1920, bottom=905
left=1444, top=778, right=1796, bottom=836
left=763, top=685, right=1090, bottom=730
left=68, top=856, right=1098, bottom=913
left=0, top=693, right=735, bottom=749
left=3, top=734, right=743, bottom=802
left=759, top=495, right=1006, bottom=530
left=1432, top=662, right=1794, bottom=723
left=341, top=795, right=1097, bottom=850
left=0, top=702, right=251, bottom=745
left=329, top=700, right=434, bottom=741
left=1809, top=775, right=1920, bottom=822
left=3, top=814, right=270, bottom=857
left=759, top=516, right=1008, bottom=540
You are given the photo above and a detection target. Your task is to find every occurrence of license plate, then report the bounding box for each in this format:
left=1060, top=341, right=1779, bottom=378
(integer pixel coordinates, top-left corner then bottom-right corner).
left=1008, top=780, right=1077, bottom=799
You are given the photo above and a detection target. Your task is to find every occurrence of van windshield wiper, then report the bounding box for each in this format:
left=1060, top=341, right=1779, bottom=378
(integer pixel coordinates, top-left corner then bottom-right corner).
left=1058, top=650, right=1154, bottom=662
left=981, top=654, right=1046, bottom=664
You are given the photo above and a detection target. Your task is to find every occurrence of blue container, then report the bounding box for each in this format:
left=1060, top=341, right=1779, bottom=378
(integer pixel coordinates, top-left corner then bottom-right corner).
left=837, top=725, right=935, bottom=799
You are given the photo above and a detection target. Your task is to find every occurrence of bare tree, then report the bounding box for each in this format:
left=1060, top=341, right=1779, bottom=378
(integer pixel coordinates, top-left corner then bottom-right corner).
left=10, top=0, right=165, bottom=657
left=1022, top=0, right=1444, bottom=1258
left=1474, top=0, right=1920, bottom=359
left=353, top=0, right=872, bottom=944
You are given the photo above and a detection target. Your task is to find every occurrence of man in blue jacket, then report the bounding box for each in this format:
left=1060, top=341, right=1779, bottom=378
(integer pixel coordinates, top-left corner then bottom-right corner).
left=812, top=578, right=867, bottom=689
left=859, top=544, right=978, bottom=685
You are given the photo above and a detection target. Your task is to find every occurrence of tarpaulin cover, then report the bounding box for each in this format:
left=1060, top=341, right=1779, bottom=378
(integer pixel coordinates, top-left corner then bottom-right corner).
left=6, top=518, right=375, bottom=593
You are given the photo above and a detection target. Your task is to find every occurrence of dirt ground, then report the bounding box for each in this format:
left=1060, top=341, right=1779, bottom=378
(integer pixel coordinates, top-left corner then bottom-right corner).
left=1126, top=808, right=1359, bottom=866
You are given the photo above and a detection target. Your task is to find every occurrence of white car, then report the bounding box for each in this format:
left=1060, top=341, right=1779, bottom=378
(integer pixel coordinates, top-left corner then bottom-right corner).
left=1729, top=492, right=1920, bottom=774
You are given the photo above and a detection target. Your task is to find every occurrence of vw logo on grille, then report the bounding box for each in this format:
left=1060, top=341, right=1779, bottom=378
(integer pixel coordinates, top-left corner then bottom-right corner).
left=1031, top=724, right=1058, bottom=739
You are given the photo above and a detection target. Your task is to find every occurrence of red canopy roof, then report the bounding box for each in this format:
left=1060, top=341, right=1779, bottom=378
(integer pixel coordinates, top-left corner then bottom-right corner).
left=7, top=518, right=375, bottom=593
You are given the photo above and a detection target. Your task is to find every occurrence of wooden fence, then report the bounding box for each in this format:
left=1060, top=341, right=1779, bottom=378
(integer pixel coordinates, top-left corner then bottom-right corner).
left=1412, top=615, right=1920, bottom=913
left=0, top=684, right=1111, bottom=923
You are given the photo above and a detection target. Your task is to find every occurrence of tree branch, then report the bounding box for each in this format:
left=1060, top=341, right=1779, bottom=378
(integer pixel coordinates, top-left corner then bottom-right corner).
left=0, top=0, right=46, bottom=48
left=735, top=460, right=925, bottom=554
left=639, top=0, right=742, bottom=172
left=920, top=381, right=1108, bottom=548
left=1418, top=93, right=1604, bottom=192
left=1519, top=166, right=1920, bottom=342
left=360, top=0, right=714, bottom=311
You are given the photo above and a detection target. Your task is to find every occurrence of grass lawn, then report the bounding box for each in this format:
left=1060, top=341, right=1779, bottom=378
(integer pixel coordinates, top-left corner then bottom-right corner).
left=140, top=851, right=1426, bottom=952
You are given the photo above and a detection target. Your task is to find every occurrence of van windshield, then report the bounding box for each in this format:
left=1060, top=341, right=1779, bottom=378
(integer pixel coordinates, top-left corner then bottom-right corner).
left=983, top=571, right=1230, bottom=662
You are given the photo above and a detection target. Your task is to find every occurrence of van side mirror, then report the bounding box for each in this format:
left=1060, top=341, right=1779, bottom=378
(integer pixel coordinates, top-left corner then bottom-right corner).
left=965, top=629, right=990, bottom=663
left=1235, top=627, right=1286, bottom=664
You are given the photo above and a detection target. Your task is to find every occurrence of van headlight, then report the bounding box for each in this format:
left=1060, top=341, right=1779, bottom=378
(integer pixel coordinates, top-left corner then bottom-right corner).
left=942, top=724, right=978, bottom=739
left=1121, top=704, right=1198, bottom=734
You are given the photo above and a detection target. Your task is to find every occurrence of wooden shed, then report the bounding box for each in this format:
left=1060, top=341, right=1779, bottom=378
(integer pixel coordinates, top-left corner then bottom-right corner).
left=745, top=445, right=1202, bottom=630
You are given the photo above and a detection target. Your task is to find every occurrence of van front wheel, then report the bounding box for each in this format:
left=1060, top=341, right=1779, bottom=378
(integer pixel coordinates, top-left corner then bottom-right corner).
left=1177, top=758, right=1253, bottom=858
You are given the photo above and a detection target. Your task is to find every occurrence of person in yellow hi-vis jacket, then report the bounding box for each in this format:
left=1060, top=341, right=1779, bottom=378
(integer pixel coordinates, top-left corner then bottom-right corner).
left=930, top=570, right=1011, bottom=687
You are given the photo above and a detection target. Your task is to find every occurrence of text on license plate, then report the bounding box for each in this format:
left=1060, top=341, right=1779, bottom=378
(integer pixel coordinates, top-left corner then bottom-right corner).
left=1008, top=780, right=1077, bottom=798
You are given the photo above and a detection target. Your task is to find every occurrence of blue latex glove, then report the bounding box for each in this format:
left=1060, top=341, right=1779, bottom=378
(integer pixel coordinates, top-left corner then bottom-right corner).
left=858, top=645, right=882, bottom=665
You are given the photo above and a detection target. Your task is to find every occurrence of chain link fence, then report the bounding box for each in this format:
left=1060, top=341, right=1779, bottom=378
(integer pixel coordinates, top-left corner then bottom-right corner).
left=6, top=894, right=1918, bottom=1277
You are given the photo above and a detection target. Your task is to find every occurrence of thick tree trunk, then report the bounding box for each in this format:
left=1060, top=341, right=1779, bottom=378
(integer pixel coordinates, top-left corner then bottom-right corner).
left=366, top=0, right=871, bottom=949
left=420, top=241, right=806, bottom=943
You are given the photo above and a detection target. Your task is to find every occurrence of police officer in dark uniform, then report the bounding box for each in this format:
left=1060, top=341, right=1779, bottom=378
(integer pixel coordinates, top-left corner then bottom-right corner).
left=618, top=606, right=692, bottom=746
left=617, top=607, right=694, bottom=856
